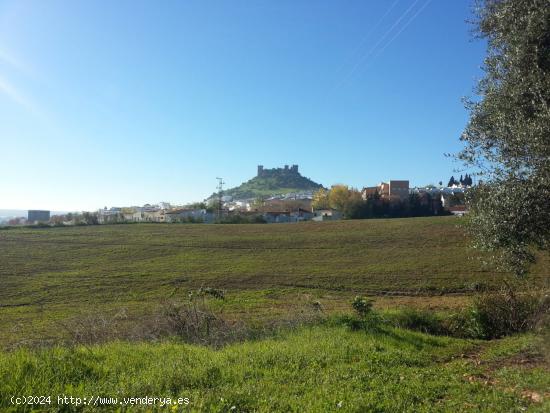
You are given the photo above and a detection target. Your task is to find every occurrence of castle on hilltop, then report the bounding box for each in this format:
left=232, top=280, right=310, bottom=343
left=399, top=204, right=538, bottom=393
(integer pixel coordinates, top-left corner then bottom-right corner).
left=257, top=164, right=299, bottom=177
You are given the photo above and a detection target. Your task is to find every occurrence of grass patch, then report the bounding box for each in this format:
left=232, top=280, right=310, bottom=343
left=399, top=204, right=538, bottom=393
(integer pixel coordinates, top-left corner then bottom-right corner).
left=1, top=325, right=548, bottom=412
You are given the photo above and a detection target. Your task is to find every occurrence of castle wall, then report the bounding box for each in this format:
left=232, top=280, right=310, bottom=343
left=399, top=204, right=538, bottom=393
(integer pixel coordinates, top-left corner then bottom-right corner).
left=257, top=164, right=299, bottom=177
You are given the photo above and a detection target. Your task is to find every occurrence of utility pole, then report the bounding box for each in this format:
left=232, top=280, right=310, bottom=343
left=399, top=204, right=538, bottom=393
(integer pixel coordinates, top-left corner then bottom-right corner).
left=216, top=177, right=225, bottom=220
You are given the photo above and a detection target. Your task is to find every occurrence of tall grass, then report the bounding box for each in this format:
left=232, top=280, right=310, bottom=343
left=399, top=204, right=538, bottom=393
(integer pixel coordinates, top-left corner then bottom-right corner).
left=2, top=325, right=546, bottom=412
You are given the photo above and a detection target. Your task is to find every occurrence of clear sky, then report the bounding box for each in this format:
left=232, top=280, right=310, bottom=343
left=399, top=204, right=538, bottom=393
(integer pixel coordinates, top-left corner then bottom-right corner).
left=0, top=0, right=485, bottom=211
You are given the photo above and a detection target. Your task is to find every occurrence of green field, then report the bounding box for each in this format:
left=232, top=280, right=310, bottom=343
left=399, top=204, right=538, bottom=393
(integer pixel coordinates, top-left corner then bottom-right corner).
left=1, top=216, right=548, bottom=348
left=1, top=217, right=549, bottom=412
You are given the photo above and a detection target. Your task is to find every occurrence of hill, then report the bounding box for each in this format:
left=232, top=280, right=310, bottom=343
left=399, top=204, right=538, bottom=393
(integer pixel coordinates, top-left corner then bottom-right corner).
left=220, top=165, right=324, bottom=200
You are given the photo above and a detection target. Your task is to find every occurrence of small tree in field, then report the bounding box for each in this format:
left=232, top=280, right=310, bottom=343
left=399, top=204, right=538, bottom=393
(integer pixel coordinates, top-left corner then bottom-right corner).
left=352, top=296, right=373, bottom=318
left=351, top=296, right=381, bottom=332
left=460, top=0, right=550, bottom=276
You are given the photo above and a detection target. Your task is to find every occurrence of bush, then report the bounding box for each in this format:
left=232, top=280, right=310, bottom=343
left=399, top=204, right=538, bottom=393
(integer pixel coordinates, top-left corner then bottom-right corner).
left=441, top=285, right=549, bottom=339
left=469, top=285, right=549, bottom=339
left=57, top=309, right=135, bottom=346
left=156, top=289, right=230, bottom=346
left=444, top=309, right=486, bottom=339
left=382, top=285, right=549, bottom=340
left=351, top=296, right=373, bottom=317
left=348, top=297, right=382, bottom=332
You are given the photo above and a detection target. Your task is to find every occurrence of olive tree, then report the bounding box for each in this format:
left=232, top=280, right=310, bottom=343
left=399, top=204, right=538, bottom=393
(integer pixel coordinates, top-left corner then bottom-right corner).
left=460, top=0, right=550, bottom=275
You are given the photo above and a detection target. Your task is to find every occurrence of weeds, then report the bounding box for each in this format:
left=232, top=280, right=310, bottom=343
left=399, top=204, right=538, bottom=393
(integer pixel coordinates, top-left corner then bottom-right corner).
left=346, top=287, right=549, bottom=340
left=388, top=308, right=447, bottom=335
left=467, top=284, right=549, bottom=339
left=53, top=289, right=326, bottom=349
left=154, top=289, right=232, bottom=346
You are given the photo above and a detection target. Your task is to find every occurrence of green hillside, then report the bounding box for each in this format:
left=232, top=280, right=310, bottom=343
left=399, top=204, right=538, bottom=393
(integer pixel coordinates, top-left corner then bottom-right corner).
left=221, top=166, right=324, bottom=199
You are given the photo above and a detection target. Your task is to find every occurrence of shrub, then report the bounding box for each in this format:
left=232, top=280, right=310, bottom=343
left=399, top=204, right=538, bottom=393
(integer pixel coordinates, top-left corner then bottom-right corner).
left=351, top=296, right=373, bottom=317
left=348, top=297, right=382, bottom=332
left=381, top=284, right=549, bottom=340
left=57, top=309, right=133, bottom=346
left=444, top=309, right=486, bottom=339
left=156, top=289, right=230, bottom=345
left=470, top=285, right=549, bottom=339
left=336, top=314, right=363, bottom=331
left=442, top=285, right=550, bottom=339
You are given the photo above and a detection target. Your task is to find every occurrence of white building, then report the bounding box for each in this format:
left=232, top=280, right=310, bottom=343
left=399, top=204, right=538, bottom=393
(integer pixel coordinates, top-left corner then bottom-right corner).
left=97, top=207, right=122, bottom=224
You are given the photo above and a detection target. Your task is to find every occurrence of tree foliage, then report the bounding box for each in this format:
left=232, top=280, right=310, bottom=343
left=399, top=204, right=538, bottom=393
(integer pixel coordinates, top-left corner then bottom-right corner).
left=459, top=0, right=550, bottom=275
left=328, top=185, right=352, bottom=211
left=343, top=192, right=444, bottom=220
left=311, top=188, right=330, bottom=210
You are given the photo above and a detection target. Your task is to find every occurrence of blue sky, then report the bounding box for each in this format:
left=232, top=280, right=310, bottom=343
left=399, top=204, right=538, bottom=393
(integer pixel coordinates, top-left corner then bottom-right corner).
left=0, top=0, right=485, bottom=211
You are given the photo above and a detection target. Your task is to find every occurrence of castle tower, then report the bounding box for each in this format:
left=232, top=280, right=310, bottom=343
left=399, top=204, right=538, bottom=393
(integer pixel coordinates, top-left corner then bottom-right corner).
left=257, top=165, right=264, bottom=177
left=291, top=164, right=298, bottom=173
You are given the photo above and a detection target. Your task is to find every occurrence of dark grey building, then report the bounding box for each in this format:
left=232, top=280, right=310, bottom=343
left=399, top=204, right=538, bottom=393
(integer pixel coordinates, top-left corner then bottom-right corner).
left=28, top=210, right=50, bottom=223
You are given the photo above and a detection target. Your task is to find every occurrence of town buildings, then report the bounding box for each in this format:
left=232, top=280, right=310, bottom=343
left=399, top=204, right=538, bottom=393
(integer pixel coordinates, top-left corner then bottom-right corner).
left=97, top=207, right=123, bottom=224
left=312, top=209, right=342, bottom=221
left=165, top=208, right=214, bottom=223
left=28, top=210, right=50, bottom=223
left=361, top=180, right=410, bottom=202
left=388, top=180, right=409, bottom=201
left=7, top=173, right=470, bottom=228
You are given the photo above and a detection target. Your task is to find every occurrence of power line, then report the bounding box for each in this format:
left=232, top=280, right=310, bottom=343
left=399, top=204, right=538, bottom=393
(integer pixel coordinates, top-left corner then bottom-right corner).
left=335, top=0, right=401, bottom=75
left=366, top=0, right=433, bottom=68
left=334, top=0, right=422, bottom=90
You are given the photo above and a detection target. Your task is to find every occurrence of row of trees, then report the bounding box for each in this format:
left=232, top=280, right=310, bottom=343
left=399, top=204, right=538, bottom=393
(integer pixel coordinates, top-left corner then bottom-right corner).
left=312, top=185, right=445, bottom=219
left=311, top=185, right=354, bottom=211
left=448, top=174, right=473, bottom=187
left=50, top=212, right=99, bottom=226
left=344, top=193, right=445, bottom=219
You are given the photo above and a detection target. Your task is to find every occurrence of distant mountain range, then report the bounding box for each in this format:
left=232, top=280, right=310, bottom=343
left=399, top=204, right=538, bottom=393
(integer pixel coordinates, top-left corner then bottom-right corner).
left=218, top=165, right=324, bottom=200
